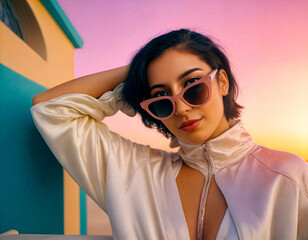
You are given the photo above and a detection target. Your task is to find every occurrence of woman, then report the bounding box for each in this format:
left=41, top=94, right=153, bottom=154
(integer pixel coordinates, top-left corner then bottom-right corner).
left=31, top=29, right=308, bottom=240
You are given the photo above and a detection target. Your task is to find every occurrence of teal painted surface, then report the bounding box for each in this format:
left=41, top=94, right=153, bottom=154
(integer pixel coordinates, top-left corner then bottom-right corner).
left=40, top=0, right=84, bottom=48
left=0, top=64, right=64, bottom=234
left=79, top=188, right=87, bottom=235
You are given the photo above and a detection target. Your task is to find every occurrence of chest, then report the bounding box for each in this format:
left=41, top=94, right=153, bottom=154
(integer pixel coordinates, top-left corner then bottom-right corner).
left=176, top=163, right=228, bottom=240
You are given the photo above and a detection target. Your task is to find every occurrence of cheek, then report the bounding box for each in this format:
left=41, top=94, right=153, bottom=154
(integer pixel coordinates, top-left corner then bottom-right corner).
left=200, top=90, right=225, bottom=118
left=160, top=119, right=175, bottom=132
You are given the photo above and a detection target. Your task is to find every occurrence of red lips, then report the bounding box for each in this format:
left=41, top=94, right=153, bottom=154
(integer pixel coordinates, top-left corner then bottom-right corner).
left=178, top=118, right=202, bottom=132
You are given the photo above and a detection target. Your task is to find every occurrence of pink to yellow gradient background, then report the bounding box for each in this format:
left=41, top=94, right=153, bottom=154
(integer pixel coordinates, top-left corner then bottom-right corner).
left=57, top=0, right=308, bottom=158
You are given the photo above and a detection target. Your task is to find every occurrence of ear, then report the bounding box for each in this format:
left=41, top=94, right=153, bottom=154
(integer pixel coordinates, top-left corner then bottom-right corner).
left=217, top=69, right=229, bottom=96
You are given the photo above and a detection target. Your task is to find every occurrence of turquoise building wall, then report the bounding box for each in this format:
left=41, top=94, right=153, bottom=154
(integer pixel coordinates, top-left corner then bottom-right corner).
left=0, top=63, right=64, bottom=234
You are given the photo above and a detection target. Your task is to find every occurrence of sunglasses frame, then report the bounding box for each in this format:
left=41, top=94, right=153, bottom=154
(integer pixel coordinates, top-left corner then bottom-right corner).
left=140, top=68, right=218, bottom=120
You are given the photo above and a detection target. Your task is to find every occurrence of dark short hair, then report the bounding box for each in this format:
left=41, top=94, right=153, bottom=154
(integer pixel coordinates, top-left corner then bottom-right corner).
left=122, top=28, right=243, bottom=138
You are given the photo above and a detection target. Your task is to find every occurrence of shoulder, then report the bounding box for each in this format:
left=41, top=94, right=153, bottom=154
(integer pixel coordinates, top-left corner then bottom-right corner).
left=148, top=147, right=177, bottom=164
left=250, top=145, right=308, bottom=196
left=147, top=147, right=181, bottom=176
left=250, top=145, right=307, bottom=173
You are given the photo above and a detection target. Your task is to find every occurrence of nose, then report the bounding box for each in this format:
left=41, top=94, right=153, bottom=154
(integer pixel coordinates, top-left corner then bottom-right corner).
left=174, top=98, right=192, bottom=116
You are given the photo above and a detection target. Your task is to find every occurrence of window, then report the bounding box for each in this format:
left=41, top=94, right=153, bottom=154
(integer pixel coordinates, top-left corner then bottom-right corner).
left=0, top=0, right=23, bottom=38
left=0, top=0, right=47, bottom=59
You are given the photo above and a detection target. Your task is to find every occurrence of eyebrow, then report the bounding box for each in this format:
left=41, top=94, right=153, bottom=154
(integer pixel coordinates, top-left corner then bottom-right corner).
left=149, top=68, right=203, bottom=92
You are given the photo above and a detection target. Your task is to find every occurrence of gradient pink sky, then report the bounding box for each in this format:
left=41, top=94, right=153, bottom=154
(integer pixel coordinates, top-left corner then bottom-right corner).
left=57, top=0, right=308, bottom=159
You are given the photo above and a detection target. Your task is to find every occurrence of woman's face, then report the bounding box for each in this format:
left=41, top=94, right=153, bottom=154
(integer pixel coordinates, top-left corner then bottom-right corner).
left=147, top=49, right=230, bottom=144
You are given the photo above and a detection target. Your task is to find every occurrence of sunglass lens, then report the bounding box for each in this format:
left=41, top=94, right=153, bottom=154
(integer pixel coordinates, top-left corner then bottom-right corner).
left=184, top=83, right=209, bottom=105
left=149, top=99, right=173, bottom=118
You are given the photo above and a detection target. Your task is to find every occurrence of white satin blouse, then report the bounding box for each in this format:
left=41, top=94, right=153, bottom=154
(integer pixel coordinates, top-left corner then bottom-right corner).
left=31, top=84, right=308, bottom=240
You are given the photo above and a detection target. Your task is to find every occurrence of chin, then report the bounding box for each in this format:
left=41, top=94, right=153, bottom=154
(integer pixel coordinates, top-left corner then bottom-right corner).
left=178, top=131, right=211, bottom=145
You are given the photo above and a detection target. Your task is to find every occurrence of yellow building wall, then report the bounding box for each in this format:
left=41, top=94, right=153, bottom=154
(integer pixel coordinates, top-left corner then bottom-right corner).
left=0, top=0, right=74, bottom=88
left=0, top=0, right=80, bottom=235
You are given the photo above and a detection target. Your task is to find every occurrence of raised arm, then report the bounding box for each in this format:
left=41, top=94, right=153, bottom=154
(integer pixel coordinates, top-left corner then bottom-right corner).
left=30, top=63, right=153, bottom=212
left=32, top=65, right=129, bottom=106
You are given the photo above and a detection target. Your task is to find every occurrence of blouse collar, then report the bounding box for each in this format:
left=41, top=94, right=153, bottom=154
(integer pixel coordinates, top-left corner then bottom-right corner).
left=171, top=119, right=258, bottom=176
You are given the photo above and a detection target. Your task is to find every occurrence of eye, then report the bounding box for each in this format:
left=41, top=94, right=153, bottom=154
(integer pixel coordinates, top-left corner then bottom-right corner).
left=184, top=78, right=200, bottom=88
left=152, top=91, right=168, bottom=98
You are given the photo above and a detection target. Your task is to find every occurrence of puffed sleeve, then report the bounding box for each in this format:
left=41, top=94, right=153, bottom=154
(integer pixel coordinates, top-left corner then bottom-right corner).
left=30, top=84, right=150, bottom=211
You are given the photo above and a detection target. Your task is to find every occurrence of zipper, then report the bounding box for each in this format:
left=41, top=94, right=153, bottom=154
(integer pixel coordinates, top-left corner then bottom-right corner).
left=196, top=142, right=213, bottom=240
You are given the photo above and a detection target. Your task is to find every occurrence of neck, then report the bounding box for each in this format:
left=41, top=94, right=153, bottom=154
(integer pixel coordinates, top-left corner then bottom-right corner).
left=207, top=115, right=230, bottom=141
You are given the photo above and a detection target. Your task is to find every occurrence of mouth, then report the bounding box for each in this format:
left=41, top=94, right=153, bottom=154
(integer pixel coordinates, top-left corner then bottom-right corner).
left=178, top=118, right=202, bottom=132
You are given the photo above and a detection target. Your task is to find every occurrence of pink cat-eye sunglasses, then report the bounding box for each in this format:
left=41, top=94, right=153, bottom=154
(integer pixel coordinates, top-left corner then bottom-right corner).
left=140, top=68, right=218, bottom=120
